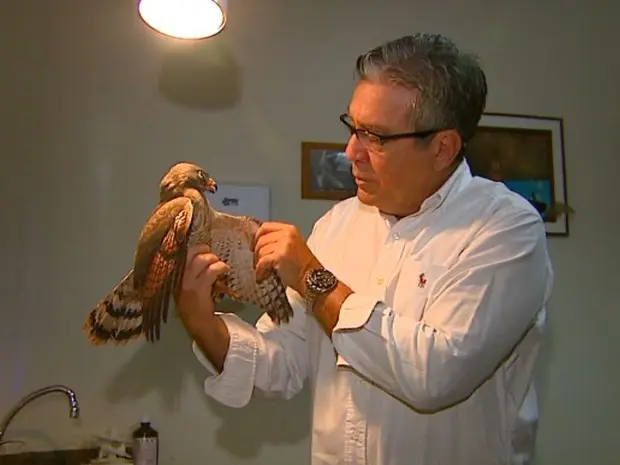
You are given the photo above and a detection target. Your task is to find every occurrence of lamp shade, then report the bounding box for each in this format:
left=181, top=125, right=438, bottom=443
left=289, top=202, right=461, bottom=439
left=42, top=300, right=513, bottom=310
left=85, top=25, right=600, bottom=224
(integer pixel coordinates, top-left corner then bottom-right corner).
left=137, top=0, right=227, bottom=40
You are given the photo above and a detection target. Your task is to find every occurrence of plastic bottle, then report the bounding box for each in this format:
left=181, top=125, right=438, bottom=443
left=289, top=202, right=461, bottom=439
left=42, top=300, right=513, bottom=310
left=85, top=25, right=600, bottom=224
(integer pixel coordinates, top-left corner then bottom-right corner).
left=132, top=416, right=159, bottom=465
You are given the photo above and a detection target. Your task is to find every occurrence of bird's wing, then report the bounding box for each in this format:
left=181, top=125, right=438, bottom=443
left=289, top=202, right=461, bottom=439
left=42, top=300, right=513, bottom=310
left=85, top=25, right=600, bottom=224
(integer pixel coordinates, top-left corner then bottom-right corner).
left=209, top=212, right=294, bottom=324
left=132, top=197, right=195, bottom=341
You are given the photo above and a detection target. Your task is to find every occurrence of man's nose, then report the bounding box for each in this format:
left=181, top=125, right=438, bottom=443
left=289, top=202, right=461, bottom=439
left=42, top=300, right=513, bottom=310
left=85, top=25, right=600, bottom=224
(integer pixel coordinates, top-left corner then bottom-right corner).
left=345, top=134, right=368, bottom=162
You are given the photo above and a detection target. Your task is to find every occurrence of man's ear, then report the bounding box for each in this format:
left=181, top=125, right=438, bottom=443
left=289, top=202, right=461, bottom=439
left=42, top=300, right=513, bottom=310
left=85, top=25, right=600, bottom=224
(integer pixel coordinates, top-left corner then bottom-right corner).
left=433, top=130, right=462, bottom=171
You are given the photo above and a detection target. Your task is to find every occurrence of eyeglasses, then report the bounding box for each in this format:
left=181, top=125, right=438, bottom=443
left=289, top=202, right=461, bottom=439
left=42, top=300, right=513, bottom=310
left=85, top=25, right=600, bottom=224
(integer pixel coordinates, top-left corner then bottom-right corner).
left=339, top=113, right=446, bottom=150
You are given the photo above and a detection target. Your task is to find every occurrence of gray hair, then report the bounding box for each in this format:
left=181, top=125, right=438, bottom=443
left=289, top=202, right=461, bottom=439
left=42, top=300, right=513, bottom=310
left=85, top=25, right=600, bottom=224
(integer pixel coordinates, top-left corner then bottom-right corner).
left=355, top=33, right=487, bottom=147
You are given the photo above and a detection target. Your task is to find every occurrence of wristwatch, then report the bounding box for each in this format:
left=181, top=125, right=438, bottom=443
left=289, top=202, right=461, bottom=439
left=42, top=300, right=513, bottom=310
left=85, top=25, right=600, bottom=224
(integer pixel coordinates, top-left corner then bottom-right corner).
left=303, top=267, right=338, bottom=312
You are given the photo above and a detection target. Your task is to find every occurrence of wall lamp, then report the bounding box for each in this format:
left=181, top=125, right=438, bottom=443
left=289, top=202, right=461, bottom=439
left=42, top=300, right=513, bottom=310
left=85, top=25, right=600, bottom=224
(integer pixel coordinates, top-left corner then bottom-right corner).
left=137, top=0, right=228, bottom=40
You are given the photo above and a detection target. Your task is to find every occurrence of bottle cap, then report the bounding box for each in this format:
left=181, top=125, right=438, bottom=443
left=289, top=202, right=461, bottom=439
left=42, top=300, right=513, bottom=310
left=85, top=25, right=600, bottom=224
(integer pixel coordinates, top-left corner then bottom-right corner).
left=141, top=415, right=150, bottom=424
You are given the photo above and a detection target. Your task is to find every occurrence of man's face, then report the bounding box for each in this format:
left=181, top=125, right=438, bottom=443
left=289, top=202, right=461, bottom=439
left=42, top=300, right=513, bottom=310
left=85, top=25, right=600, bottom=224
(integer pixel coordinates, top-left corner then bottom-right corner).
left=344, top=80, right=446, bottom=217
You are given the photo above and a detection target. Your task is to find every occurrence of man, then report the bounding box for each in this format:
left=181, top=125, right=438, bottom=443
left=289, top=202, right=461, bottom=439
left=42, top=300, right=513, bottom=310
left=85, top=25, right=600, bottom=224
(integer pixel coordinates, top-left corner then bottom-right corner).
left=176, top=33, right=553, bottom=465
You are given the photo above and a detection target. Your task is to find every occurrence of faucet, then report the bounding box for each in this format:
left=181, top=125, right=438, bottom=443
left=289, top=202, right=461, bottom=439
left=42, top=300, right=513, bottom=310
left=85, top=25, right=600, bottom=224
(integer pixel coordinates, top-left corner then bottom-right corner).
left=0, top=384, right=80, bottom=444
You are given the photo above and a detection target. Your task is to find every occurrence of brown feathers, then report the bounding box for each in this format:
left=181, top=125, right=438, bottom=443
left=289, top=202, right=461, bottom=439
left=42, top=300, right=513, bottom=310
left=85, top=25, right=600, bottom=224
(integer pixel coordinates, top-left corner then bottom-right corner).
left=209, top=212, right=293, bottom=326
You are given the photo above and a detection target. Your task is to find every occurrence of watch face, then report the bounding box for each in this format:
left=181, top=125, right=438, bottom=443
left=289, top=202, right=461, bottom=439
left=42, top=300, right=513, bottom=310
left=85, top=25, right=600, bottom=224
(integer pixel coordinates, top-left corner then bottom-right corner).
left=308, top=268, right=337, bottom=292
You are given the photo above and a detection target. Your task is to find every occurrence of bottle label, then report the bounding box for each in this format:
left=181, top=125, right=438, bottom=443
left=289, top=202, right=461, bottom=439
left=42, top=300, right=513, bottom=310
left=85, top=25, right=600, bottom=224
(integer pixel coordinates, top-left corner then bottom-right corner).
left=133, top=438, right=158, bottom=465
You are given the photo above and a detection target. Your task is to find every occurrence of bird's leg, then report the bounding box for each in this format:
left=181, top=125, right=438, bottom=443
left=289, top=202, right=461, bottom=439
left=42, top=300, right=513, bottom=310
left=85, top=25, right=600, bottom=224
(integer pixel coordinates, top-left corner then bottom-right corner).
left=212, top=275, right=240, bottom=301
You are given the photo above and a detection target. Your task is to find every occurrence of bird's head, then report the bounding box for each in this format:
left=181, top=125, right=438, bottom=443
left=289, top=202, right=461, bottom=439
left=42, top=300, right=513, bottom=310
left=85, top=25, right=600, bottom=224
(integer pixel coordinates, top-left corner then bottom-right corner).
left=159, top=162, right=218, bottom=201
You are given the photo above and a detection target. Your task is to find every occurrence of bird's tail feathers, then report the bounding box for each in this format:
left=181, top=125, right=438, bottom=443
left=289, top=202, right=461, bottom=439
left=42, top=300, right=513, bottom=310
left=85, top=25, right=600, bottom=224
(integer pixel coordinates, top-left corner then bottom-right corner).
left=83, top=270, right=144, bottom=345
left=261, top=271, right=294, bottom=325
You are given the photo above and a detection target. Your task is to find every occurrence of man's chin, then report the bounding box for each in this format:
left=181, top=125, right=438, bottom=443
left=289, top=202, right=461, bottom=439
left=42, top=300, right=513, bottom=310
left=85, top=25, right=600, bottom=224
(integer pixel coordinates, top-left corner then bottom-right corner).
left=355, top=188, right=377, bottom=206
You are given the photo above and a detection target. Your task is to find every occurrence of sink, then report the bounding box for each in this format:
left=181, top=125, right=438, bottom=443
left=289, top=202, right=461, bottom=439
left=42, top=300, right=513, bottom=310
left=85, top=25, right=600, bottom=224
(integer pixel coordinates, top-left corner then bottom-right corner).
left=0, top=448, right=98, bottom=465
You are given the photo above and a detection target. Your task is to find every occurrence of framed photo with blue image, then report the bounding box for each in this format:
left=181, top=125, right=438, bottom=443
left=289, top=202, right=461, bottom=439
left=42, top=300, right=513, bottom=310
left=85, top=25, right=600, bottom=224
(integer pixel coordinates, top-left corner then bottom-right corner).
left=466, top=112, right=570, bottom=236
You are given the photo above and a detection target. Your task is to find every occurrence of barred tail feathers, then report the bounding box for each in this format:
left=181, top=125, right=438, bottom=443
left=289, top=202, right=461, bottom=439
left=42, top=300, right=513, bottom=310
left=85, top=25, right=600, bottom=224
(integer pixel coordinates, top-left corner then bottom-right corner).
left=259, top=271, right=294, bottom=325
left=83, top=270, right=145, bottom=345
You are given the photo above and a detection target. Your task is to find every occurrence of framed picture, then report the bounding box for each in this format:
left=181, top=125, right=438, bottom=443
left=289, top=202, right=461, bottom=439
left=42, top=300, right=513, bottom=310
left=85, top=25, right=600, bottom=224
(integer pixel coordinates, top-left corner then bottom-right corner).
left=301, top=141, right=356, bottom=200
left=467, top=112, right=570, bottom=236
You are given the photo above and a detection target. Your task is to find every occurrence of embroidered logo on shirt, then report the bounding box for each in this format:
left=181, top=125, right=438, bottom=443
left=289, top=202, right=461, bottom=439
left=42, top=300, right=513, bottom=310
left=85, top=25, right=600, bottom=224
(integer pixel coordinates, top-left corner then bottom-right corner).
left=418, top=273, right=427, bottom=288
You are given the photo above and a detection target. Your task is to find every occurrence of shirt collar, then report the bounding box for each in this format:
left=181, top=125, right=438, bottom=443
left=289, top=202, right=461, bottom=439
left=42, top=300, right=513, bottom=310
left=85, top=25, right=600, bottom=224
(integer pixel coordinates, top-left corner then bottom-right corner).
left=380, top=160, right=472, bottom=226
left=420, top=159, right=472, bottom=212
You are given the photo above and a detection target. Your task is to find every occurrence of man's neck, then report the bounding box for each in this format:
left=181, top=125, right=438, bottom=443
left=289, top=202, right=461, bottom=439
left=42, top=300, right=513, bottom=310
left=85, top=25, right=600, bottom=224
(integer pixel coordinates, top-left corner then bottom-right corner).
left=382, top=161, right=462, bottom=220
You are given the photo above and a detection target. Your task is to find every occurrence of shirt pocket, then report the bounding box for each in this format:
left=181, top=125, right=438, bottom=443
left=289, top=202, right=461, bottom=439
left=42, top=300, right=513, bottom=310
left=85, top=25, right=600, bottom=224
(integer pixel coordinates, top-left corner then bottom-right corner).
left=389, top=259, right=448, bottom=322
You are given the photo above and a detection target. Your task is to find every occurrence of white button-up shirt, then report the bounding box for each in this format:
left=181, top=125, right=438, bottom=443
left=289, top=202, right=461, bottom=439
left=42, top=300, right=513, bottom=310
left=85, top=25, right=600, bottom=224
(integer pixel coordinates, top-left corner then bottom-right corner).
left=192, top=161, right=554, bottom=465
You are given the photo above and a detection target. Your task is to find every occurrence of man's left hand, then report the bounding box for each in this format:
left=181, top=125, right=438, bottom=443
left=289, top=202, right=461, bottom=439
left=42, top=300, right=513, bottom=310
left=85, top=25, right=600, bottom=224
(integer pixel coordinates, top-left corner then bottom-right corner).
left=253, top=221, right=320, bottom=295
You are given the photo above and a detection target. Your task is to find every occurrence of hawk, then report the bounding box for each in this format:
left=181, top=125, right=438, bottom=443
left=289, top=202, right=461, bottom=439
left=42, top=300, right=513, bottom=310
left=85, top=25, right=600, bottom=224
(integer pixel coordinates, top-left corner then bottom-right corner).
left=83, top=162, right=293, bottom=345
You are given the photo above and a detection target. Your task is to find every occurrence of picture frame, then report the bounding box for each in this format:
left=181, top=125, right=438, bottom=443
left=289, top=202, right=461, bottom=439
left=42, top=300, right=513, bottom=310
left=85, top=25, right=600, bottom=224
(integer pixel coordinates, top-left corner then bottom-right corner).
left=467, top=112, right=570, bottom=236
left=301, top=141, right=356, bottom=201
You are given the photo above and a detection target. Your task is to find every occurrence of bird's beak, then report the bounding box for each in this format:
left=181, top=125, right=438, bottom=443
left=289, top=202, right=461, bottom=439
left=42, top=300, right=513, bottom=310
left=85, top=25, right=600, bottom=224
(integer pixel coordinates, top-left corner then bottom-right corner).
left=205, top=177, right=218, bottom=193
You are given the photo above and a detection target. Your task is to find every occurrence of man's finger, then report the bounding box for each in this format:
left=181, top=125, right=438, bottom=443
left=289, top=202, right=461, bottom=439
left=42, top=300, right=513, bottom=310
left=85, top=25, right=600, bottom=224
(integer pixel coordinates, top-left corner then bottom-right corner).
left=187, top=244, right=211, bottom=261
left=184, top=253, right=220, bottom=285
left=254, top=222, right=288, bottom=243
left=255, top=254, right=276, bottom=281
left=254, top=230, right=278, bottom=249
left=185, top=246, right=213, bottom=271
left=254, top=232, right=279, bottom=262
left=197, top=261, right=230, bottom=286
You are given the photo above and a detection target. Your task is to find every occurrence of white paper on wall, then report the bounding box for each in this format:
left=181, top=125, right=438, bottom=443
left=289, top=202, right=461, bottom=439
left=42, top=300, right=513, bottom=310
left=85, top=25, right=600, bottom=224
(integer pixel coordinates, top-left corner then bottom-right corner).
left=207, top=184, right=271, bottom=221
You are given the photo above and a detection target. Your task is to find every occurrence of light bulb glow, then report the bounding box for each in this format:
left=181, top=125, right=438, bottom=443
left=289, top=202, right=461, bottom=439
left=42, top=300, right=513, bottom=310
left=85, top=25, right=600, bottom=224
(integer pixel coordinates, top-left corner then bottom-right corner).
left=138, top=0, right=227, bottom=40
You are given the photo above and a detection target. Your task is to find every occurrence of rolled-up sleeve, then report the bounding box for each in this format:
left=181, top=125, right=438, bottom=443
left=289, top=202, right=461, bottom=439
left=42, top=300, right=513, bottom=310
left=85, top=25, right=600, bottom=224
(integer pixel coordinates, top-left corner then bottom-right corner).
left=334, top=293, right=380, bottom=330
left=193, top=289, right=310, bottom=408
left=331, top=207, right=553, bottom=412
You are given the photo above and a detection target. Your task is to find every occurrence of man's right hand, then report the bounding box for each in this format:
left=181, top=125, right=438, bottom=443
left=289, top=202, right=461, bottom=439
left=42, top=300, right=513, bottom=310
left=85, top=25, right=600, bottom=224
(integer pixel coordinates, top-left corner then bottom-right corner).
left=175, top=245, right=231, bottom=373
left=176, top=244, right=229, bottom=319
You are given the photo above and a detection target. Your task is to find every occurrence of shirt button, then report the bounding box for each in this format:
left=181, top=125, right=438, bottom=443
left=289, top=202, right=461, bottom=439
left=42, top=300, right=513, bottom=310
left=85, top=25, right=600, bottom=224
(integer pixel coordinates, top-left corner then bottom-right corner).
left=376, top=276, right=384, bottom=285
left=392, top=232, right=400, bottom=240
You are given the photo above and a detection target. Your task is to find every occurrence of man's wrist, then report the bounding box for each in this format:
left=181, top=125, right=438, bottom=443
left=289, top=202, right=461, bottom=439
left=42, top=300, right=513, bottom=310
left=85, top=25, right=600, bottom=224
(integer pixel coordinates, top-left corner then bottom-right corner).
left=185, top=312, right=230, bottom=373
left=311, top=280, right=353, bottom=337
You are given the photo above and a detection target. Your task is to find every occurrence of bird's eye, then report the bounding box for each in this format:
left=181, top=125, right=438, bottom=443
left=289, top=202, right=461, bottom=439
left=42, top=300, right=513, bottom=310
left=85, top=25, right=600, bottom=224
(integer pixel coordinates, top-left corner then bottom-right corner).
left=197, top=170, right=206, bottom=180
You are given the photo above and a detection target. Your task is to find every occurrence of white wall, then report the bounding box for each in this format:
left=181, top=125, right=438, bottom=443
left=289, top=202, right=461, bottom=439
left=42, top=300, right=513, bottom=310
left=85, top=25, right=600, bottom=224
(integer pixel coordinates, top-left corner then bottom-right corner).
left=0, top=1, right=618, bottom=464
